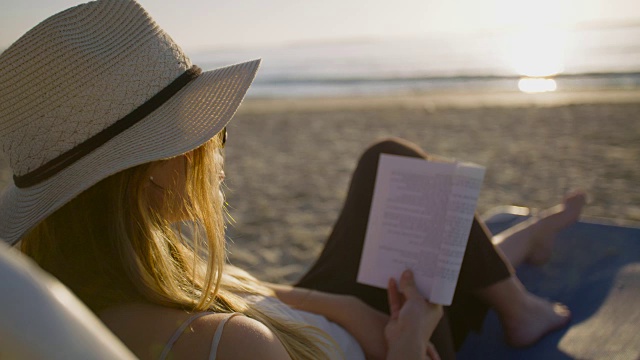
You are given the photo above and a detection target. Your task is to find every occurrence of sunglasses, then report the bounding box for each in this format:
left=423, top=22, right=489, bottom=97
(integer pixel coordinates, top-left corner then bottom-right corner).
left=220, top=127, right=227, bottom=148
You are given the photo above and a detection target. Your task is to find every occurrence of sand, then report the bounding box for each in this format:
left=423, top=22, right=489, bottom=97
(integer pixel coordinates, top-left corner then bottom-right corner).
left=1, top=90, right=639, bottom=284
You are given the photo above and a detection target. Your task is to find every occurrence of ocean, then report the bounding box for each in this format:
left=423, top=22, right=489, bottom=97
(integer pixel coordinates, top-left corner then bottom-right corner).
left=191, top=24, right=640, bottom=98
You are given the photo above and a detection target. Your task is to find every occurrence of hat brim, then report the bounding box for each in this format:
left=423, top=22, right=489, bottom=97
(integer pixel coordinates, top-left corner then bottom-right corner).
left=0, top=59, right=261, bottom=245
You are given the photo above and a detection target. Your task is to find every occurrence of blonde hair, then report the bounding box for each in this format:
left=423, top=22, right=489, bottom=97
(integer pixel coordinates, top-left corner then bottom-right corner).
left=21, top=133, right=335, bottom=359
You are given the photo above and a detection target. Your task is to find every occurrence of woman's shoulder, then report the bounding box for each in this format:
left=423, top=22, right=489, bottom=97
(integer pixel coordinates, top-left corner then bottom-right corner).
left=99, top=303, right=290, bottom=360
left=203, top=313, right=291, bottom=360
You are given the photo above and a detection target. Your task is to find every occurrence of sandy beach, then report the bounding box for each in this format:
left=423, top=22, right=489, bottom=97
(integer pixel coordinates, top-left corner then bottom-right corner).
left=1, top=90, right=638, bottom=284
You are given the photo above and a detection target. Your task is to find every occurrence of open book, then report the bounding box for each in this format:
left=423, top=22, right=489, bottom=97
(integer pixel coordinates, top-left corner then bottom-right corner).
left=357, top=154, right=485, bottom=305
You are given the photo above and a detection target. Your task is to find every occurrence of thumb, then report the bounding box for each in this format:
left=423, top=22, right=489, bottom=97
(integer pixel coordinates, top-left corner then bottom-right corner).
left=398, top=270, right=422, bottom=299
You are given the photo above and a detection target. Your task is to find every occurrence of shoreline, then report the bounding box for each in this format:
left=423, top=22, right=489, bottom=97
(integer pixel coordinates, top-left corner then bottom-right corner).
left=240, top=89, right=640, bottom=114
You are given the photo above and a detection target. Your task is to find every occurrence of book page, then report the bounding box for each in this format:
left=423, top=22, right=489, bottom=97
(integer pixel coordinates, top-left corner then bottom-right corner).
left=357, top=154, right=485, bottom=305
left=429, top=162, right=486, bottom=304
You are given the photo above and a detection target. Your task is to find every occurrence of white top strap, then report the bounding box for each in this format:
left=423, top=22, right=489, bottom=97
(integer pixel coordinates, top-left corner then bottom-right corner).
left=158, top=312, right=213, bottom=360
left=209, top=313, right=242, bottom=360
left=158, top=312, right=242, bottom=360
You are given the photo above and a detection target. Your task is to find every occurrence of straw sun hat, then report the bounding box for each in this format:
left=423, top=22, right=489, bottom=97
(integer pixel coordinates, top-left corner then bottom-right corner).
left=0, top=0, right=260, bottom=245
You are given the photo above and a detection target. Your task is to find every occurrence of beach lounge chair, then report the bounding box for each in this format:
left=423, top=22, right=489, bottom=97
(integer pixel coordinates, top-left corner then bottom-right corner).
left=0, top=241, right=135, bottom=359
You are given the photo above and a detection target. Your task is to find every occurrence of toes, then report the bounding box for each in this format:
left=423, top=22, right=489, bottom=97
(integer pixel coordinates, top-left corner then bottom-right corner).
left=553, top=303, right=572, bottom=323
left=563, top=190, right=587, bottom=211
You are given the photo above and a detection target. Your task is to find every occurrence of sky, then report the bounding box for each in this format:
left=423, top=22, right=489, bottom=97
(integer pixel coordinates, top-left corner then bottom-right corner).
left=2, top=0, right=640, bottom=51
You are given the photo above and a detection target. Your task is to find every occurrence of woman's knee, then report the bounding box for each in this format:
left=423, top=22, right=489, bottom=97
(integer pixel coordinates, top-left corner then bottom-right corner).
left=347, top=138, right=431, bottom=190
left=359, top=137, right=430, bottom=164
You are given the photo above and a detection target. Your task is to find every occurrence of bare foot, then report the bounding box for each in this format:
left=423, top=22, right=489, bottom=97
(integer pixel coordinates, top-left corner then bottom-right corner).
left=477, top=277, right=572, bottom=348
left=502, top=293, right=571, bottom=347
left=526, top=190, right=587, bottom=265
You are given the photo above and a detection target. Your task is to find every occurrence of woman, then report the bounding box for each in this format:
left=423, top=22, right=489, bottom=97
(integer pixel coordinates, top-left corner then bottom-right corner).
left=0, top=0, right=584, bottom=359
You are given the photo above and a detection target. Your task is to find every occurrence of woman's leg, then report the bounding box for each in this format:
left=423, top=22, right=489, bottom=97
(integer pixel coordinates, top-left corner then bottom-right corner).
left=473, top=191, right=586, bottom=347
left=450, top=191, right=586, bottom=347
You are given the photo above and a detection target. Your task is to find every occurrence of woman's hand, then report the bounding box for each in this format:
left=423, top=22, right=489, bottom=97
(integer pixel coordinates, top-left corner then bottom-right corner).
left=385, top=270, right=443, bottom=360
left=266, top=276, right=442, bottom=360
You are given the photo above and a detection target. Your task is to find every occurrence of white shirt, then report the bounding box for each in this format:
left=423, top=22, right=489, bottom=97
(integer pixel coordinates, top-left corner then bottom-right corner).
left=246, top=295, right=366, bottom=359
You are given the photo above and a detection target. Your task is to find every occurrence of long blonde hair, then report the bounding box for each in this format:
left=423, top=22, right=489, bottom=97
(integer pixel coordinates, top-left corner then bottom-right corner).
left=21, top=133, right=334, bottom=359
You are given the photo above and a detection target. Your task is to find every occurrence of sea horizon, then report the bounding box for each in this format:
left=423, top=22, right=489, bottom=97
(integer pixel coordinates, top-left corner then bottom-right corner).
left=190, top=22, right=640, bottom=98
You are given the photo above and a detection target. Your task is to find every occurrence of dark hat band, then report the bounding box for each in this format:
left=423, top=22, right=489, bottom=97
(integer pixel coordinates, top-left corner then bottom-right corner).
left=13, top=65, right=202, bottom=188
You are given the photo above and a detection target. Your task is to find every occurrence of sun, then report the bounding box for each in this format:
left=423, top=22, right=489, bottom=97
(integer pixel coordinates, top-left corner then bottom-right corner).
left=501, top=25, right=570, bottom=92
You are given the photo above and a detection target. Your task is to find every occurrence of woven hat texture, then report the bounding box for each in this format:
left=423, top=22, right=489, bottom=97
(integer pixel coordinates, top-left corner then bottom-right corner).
left=0, top=0, right=260, bottom=244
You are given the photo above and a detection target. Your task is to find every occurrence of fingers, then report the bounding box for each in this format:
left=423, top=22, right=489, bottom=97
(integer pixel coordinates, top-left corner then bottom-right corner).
left=397, top=270, right=422, bottom=300
left=387, top=278, right=401, bottom=320
left=396, top=270, right=444, bottom=317
left=388, top=269, right=421, bottom=320
left=426, top=342, right=441, bottom=360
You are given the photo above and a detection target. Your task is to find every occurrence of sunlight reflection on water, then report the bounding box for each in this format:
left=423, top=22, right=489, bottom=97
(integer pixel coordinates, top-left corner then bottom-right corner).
left=518, top=77, right=558, bottom=93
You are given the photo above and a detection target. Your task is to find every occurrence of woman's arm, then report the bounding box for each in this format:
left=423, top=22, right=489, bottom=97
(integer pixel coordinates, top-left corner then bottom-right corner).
left=265, top=275, right=442, bottom=360
left=264, top=283, right=360, bottom=321
left=265, top=283, right=389, bottom=359
left=265, top=283, right=339, bottom=312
